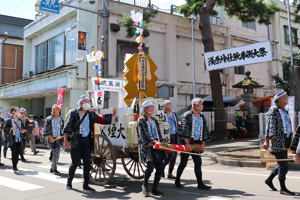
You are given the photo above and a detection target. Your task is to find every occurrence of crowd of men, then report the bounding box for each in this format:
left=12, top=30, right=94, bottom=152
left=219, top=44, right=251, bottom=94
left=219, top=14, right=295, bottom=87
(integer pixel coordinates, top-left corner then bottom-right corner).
left=0, top=91, right=299, bottom=196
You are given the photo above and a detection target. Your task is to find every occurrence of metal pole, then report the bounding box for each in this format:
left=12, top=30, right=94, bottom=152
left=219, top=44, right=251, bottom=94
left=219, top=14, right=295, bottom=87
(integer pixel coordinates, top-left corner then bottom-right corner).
left=192, top=18, right=195, bottom=98
left=287, top=0, right=294, bottom=66
left=102, top=0, right=110, bottom=108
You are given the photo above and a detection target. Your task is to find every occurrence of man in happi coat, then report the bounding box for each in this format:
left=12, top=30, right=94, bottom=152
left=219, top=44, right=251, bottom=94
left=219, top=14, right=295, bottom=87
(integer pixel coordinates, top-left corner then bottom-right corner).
left=175, top=98, right=212, bottom=190
left=63, top=95, right=117, bottom=192
left=263, top=91, right=295, bottom=196
left=162, top=100, right=179, bottom=179
left=43, top=104, right=64, bottom=175
left=137, top=100, right=166, bottom=197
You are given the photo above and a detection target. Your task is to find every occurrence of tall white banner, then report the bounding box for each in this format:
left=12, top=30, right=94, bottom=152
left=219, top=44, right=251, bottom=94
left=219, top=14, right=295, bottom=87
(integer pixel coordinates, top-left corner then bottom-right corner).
left=204, top=41, right=276, bottom=71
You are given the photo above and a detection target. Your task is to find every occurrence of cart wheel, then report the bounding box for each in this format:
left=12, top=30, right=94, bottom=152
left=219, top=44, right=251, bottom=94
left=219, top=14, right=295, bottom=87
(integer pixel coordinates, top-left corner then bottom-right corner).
left=90, top=135, right=116, bottom=186
left=121, top=155, right=146, bottom=179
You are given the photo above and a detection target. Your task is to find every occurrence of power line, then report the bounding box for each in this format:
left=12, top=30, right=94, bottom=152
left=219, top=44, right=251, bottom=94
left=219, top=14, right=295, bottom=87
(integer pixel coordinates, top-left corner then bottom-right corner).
left=11, top=0, right=26, bottom=16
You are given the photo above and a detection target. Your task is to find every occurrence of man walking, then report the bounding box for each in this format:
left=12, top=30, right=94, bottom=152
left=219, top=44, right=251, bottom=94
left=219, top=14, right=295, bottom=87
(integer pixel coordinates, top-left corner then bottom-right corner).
left=43, top=104, right=64, bottom=175
left=137, top=100, right=165, bottom=197
left=63, top=95, right=117, bottom=192
left=162, top=100, right=179, bottom=179
left=175, top=98, right=212, bottom=190
left=0, top=109, right=5, bottom=166
left=263, top=91, right=295, bottom=196
left=19, top=108, right=27, bottom=162
left=27, top=115, right=39, bottom=155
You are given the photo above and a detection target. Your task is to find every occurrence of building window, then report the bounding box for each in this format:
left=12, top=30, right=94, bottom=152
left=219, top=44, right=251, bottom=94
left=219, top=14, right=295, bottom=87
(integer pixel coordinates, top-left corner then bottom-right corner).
left=116, top=40, right=149, bottom=76
left=234, top=66, right=245, bottom=75
left=242, top=21, right=256, bottom=31
left=36, top=42, right=47, bottom=74
left=65, top=33, right=77, bottom=65
left=284, top=25, right=298, bottom=45
left=48, top=34, right=64, bottom=69
left=35, top=33, right=73, bottom=74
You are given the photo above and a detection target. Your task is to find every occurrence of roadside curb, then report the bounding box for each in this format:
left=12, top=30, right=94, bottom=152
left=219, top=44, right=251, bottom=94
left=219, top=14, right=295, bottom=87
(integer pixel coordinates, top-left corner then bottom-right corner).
left=212, top=154, right=300, bottom=170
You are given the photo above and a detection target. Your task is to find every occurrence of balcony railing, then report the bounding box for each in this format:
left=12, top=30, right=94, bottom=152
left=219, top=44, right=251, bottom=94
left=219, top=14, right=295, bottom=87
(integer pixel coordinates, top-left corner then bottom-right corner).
left=110, top=0, right=151, bottom=8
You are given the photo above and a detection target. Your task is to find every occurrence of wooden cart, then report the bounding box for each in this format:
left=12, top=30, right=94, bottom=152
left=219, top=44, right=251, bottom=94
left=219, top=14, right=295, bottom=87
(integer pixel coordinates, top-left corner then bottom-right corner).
left=89, top=133, right=146, bottom=186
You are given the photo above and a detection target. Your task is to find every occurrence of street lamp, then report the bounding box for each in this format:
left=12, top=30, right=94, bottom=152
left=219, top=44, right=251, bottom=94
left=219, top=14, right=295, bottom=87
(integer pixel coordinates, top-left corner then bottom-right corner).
left=65, top=19, right=89, bottom=58
left=65, top=19, right=90, bottom=90
left=189, top=14, right=196, bottom=99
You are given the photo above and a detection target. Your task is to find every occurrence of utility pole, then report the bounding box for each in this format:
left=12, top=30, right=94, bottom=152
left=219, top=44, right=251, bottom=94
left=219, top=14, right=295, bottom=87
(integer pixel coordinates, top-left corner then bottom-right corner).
left=287, top=0, right=300, bottom=112
left=102, top=0, right=109, bottom=108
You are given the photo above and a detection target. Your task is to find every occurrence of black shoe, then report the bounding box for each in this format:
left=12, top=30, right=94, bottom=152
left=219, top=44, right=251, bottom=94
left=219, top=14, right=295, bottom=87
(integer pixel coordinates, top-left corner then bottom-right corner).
left=0, top=163, right=4, bottom=166
left=21, top=159, right=26, bottom=162
left=168, top=174, right=176, bottom=179
left=53, top=170, right=60, bottom=175
left=83, top=185, right=96, bottom=193
left=197, top=184, right=212, bottom=190
left=265, top=179, right=277, bottom=191
left=279, top=180, right=295, bottom=196
left=151, top=189, right=165, bottom=196
left=34, top=151, right=39, bottom=155
left=175, top=181, right=184, bottom=188
left=142, top=185, right=150, bottom=197
left=280, top=189, right=295, bottom=196
left=66, top=184, right=72, bottom=190
left=161, top=173, right=165, bottom=178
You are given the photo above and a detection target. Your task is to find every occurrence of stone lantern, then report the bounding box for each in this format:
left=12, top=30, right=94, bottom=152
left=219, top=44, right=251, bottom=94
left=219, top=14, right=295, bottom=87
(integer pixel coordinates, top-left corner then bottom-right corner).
left=232, top=71, right=264, bottom=137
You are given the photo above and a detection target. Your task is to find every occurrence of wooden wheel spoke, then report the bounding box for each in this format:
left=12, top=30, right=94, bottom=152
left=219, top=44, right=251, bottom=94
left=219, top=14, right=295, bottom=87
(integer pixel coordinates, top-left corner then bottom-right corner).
left=91, top=135, right=116, bottom=186
left=94, top=165, right=99, bottom=180
left=91, top=164, right=97, bottom=173
left=133, top=162, right=137, bottom=176
left=125, top=159, right=133, bottom=167
left=137, top=161, right=140, bottom=177
left=98, top=165, right=102, bottom=182
left=103, top=150, right=111, bottom=158
left=104, top=162, right=113, bottom=170
left=99, top=138, right=104, bottom=156
left=101, top=144, right=109, bottom=157
left=128, top=159, right=135, bottom=171
left=101, top=164, right=106, bottom=180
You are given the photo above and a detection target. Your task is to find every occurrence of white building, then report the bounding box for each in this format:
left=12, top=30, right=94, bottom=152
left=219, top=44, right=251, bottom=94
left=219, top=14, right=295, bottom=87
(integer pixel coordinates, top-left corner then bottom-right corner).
left=0, top=0, right=277, bottom=130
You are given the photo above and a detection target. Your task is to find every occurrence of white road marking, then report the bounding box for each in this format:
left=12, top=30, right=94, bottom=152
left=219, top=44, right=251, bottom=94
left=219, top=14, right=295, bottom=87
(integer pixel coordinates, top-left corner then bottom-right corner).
left=4, top=168, right=83, bottom=184
left=184, top=167, right=300, bottom=179
left=0, top=176, right=43, bottom=191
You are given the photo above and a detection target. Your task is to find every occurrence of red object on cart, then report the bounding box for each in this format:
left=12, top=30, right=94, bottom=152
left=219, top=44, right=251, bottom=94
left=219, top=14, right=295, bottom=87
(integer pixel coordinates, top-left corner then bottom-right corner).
left=39, top=128, right=43, bottom=136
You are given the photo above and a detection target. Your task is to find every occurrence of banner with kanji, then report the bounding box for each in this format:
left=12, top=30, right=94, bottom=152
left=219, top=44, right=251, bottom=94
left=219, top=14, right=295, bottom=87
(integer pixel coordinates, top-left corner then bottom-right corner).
left=57, top=88, right=65, bottom=109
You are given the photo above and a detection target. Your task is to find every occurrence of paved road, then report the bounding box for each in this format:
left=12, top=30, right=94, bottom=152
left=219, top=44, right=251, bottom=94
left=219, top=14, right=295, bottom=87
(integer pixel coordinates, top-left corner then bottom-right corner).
left=0, top=147, right=299, bottom=200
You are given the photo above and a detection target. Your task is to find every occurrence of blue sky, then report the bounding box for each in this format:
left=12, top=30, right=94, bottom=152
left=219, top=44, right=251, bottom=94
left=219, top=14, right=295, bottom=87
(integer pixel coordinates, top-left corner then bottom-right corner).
left=0, top=0, right=186, bottom=20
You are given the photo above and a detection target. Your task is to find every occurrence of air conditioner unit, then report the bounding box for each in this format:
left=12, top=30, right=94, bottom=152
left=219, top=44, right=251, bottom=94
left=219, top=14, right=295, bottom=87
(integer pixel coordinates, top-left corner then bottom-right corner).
left=23, top=73, right=28, bottom=79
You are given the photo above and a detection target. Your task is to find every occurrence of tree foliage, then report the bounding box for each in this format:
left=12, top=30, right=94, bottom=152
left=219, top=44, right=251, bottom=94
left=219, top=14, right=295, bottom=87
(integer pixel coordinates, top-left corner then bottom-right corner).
left=293, top=0, right=300, bottom=23
left=179, top=0, right=280, bottom=140
left=117, top=9, right=158, bottom=38
left=179, top=0, right=280, bottom=25
left=271, top=53, right=300, bottom=95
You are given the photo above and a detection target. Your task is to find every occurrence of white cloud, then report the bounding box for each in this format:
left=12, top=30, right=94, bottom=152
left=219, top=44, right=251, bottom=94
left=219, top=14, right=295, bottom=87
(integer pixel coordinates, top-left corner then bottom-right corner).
left=151, top=0, right=186, bottom=9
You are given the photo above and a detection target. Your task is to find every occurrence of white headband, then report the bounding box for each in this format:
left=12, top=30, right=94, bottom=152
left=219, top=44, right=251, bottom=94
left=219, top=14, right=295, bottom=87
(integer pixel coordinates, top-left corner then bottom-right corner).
left=191, top=98, right=204, bottom=105
left=12, top=107, right=19, bottom=114
left=77, top=96, right=90, bottom=105
left=141, top=101, right=154, bottom=111
left=52, top=104, right=60, bottom=110
left=164, top=100, right=171, bottom=105
left=274, top=91, right=286, bottom=102
left=19, top=108, right=26, bottom=113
